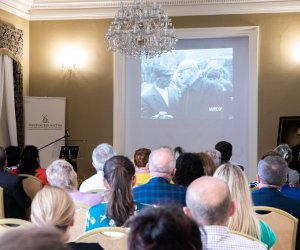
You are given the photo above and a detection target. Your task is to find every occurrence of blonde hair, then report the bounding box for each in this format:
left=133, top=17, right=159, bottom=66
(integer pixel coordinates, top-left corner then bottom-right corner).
left=198, top=152, right=217, bottom=176
left=213, top=164, right=261, bottom=239
left=31, top=186, right=75, bottom=232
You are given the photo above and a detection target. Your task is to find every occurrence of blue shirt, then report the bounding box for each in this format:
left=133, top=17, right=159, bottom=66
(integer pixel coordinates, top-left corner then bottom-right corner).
left=85, top=202, right=145, bottom=232
left=281, top=183, right=300, bottom=200
left=133, top=177, right=187, bottom=206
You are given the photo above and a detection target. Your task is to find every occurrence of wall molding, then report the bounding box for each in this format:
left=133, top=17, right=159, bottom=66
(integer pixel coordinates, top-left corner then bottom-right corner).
left=1, top=0, right=300, bottom=20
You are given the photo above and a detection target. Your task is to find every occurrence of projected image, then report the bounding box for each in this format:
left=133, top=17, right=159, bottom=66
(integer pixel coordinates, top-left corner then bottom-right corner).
left=140, top=48, right=233, bottom=119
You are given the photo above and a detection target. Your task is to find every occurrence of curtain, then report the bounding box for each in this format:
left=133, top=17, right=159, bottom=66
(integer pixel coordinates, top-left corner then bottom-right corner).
left=0, top=22, right=24, bottom=147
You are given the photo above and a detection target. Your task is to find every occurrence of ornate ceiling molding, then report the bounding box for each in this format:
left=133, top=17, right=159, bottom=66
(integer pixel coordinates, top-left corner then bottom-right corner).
left=1, top=0, right=300, bottom=20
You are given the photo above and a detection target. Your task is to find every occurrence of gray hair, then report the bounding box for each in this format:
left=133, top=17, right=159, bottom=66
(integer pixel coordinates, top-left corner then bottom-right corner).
left=92, top=143, right=116, bottom=171
left=46, top=160, right=78, bottom=190
left=274, top=144, right=291, bottom=163
left=149, top=147, right=176, bottom=176
left=0, top=146, right=6, bottom=169
left=258, top=155, right=288, bottom=187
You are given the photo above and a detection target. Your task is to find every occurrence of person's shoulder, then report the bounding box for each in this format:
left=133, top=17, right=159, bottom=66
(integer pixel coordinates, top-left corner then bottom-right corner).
left=89, top=202, right=107, bottom=213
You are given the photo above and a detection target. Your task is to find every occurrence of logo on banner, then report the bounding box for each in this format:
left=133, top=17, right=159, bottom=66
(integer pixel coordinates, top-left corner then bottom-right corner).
left=28, top=114, right=63, bottom=130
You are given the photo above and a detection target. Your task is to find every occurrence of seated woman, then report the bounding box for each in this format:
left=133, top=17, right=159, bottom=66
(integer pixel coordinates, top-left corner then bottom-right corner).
left=126, top=205, right=202, bottom=250
left=133, top=148, right=151, bottom=185
left=31, top=186, right=103, bottom=250
left=213, top=164, right=277, bottom=249
left=85, top=155, right=145, bottom=231
left=18, top=145, right=48, bottom=186
left=46, top=159, right=103, bottom=206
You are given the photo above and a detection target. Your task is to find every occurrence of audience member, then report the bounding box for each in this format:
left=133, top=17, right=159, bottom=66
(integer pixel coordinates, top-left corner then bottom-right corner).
left=0, top=226, right=70, bottom=250
left=173, top=153, right=204, bottom=186
left=126, top=205, right=202, bottom=250
left=18, top=145, right=48, bottom=186
left=85, top=155, right=144, bottom=231
left=31, top=186, right=103, bottom=250
left=274, top=144, right=299, bottom=186
left=133, top=148, right=151, bottom=185
left=173, top=146, right=185, bottom=160
left=252, top=156, right=300, bottom=249
left=79, top=143, right=116, bottom=192
left=133, top=147, right=187, bottom=206
left=5, top=146, right=21, bottom=173
left=0, top=146, right=30, bottom=219
left=198, top=152, right=217, bottom=176
left=205, top=149, right=221, bottom=168
left=214, top=164, right=276, bottom=249
left=215, top=141, right=244, bottom=170
left=46, top=159, right=103, bottom=206
left=184, top=176, right=266, bottom=249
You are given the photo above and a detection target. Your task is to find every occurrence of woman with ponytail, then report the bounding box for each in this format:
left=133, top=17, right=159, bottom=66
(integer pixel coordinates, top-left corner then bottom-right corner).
left=85, top=155, right=145, bottom=231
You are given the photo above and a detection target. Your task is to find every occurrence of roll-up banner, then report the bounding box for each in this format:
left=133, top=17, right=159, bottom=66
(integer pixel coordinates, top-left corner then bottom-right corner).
left=24, top=96, right=66, bottom=168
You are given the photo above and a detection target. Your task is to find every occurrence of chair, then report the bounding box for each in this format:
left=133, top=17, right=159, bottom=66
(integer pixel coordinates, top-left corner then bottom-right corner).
left=74, top=227, right=129, bottom=250
left=19, top=174, right=43, bottom=219
left=250, top=186, right=259, bottom=192
left=0, top=187, right=4, bottom=219
left=0, top=218, right=32, bottom=234
left=230, top=230, right=267, bottom=248
left=18, top=174, right=43, bottom=200
left=68, top=202, right=90, bottom=242
left=254, top=206, right=298, bottom=250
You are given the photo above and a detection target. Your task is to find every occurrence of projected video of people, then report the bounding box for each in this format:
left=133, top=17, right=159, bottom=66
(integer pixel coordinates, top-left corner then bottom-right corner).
left=140, top=48, right=233, bottom=119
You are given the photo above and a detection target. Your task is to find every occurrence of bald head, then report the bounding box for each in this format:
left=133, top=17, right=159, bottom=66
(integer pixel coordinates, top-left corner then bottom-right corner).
left=185, top=176, right=232, bottom=226
left=149, top=147, right=176, bottom=179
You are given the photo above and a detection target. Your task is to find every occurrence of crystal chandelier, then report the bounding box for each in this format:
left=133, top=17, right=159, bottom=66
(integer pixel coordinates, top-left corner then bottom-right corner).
left=105, top=0, right=178, bottom=58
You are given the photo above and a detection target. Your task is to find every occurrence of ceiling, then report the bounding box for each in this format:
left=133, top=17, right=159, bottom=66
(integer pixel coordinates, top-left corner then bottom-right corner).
left=1, top=0, right=300, bottom=20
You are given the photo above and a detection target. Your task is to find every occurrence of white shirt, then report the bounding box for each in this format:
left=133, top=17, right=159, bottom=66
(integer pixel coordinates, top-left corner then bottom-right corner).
left=154, top=85, right=169, bottom=106
left=79, top=171, right=106, bottom=192
left=200, top=225, right=267, bottom=250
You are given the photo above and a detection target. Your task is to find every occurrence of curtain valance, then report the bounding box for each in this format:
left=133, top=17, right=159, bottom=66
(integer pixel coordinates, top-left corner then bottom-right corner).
left=0, top=22, right=23, bottom=63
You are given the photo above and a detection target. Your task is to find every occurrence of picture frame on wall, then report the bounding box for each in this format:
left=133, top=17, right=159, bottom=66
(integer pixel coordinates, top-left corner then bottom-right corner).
left=277, top=116, right=300, bottom=147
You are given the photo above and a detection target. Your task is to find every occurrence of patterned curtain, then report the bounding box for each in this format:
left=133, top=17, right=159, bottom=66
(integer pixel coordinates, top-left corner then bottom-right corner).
left=0, top=22, right=24, bottom=148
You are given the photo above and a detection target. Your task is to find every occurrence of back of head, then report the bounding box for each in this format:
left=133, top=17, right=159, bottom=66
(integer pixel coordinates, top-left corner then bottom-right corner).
left=104, top=155, right=136, bottom=226
left=148, top=147, right=176, bottom=178
left=274, top=144, right=292, bottom=163
left=260, top=150, right=281, bottom=160
left=127, top=205, right=202, bottom=250
left=19, top=145, right=40, bottom=175
left=0, top=146, right=6, bottom=169
left=134, top=148, right=151, bottom=168
left=186, top=176, right=231, bottom=226
left=92, top=143, right=116, bottom=171
left=173, top=146, right=185, bottom=160
left=213, top=164, right=260, bottom=238
left=258, top=155, right=288, bottom=187
left=0, top=226, right=70, bottom=250
left=215, top=141, right=232, bottom=163
left=198, top=152, right=217, bottom=176
left=205, top=149, right=221, bottom=168
left=5, top=146, right=21, bottom=167
left=46, top=159, right=78, bottom=190
left=31, top=186, right=75, bottom=233
left=174, top=153, right=204, bottom=186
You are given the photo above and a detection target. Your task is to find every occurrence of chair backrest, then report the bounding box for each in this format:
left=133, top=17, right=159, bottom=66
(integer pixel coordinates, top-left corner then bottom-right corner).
left=68, top=202, right=90, bottom=242
left=0, top=218, right=32, bottom=234
left=0, top=187, right=4, bottom=219
left=254, top=206, right=298, bottom=250
left=74, top=227, right=129, bottom=250
left=18, top=174, right=43, bottom=200
left=230, top=230, right=267, bottom=248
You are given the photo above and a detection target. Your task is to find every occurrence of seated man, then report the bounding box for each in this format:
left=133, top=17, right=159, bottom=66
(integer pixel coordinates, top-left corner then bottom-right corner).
left=252, top=155, right=300, bottom=249
left=133, top=147, right=187, bottom=206
left=184, top=176, right=266, bottom=249
left=79, top=143, right=116, bottom=192
left=0, top=146, right=31, bottom=219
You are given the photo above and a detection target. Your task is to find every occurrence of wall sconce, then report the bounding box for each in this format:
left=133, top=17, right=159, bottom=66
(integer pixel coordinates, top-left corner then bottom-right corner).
left=57, top=46, right=86, bottom=73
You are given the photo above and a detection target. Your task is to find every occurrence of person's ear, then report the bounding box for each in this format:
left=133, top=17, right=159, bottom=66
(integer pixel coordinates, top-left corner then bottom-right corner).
left=70, top=217, right=75, bottom=227
left=104, top=179, right=110, bottom=189
left=131, top=176, right=136, bottom=187
left=183, top=206, right=192, bottom=218
left=256, top=174, right=261, bottom=184
left=171, top=168, right=176, bottom=177
left=229, top=200, right=236, bottom=217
